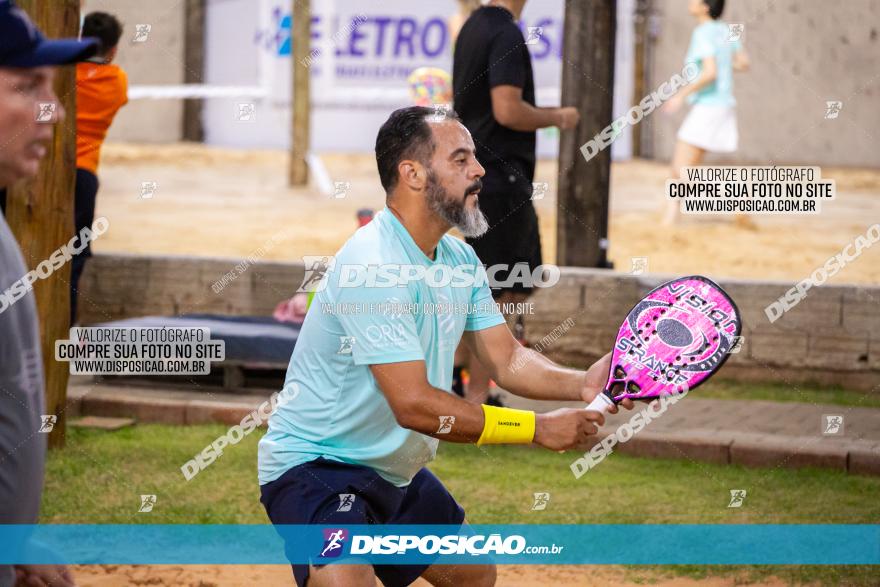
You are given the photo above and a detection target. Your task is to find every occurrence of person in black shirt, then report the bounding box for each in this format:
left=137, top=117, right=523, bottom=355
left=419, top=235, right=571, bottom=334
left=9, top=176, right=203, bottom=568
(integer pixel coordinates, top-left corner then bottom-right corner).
left=452, top=0, right=579, bottom=403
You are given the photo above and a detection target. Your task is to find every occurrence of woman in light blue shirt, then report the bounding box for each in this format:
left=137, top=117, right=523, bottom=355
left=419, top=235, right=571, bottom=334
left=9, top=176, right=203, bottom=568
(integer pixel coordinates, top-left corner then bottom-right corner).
left=663, top=0, right=749, bottom=225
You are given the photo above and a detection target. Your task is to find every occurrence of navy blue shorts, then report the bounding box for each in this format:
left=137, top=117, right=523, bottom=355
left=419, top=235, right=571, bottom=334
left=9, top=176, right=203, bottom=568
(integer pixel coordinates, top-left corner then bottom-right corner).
left=260, top=457, right=465, bottom=587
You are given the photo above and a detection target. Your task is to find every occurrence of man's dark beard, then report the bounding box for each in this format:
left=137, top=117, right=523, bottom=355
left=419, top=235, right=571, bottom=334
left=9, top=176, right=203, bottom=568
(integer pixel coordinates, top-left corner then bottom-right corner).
left=425, top=170, right=489, bottom=238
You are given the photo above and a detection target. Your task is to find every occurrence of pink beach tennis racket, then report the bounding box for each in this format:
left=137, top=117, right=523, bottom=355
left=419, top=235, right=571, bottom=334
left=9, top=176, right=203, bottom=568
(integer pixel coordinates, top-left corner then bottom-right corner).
left=586, top=275, right=742, bottom=414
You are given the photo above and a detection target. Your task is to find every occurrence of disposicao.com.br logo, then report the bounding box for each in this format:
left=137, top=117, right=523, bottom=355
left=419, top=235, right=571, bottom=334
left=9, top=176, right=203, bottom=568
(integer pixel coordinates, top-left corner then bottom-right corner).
left=298, top=257, right=561, bottom=292
left=320, top=532, right=564, bottom=558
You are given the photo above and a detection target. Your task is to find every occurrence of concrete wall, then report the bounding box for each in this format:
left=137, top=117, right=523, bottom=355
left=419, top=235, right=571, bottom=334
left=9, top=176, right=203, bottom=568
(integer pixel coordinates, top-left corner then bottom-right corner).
left=82, top=0, right=186, bottom=143
left=78, top=253, right=880, bottom=391
left=646, top=0, right=879, bottom=167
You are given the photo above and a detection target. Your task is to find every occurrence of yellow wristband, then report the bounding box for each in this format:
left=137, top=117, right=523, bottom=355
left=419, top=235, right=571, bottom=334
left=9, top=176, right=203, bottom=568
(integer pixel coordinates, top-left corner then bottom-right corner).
left=476, top=404, right=536, bottom=446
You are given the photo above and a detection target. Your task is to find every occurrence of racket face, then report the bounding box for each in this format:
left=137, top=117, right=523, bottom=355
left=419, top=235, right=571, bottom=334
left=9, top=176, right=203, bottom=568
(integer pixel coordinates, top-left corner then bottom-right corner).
left=605, top=276, right=742, bottom=402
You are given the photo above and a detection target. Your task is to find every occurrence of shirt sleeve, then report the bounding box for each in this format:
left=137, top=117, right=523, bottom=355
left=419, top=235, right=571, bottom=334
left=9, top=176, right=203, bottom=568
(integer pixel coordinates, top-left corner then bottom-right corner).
left=465, top=260, right=506, bottom=332
left=687, top=26, right=717, bottom=62
left=487, top=25, right=527, bottom=89
left=332, top=282, right=425, bottom=366
left=119, top=68, right=129, bottom=106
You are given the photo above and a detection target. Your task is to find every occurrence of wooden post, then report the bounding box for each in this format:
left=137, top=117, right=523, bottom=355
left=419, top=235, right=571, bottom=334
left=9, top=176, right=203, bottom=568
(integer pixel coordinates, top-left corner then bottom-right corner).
left=288, top=0, right=310, bottom=186
left=631, top=0, right=648, bottom=158
left=557, top=0, right=616, bottom=268
left=182, top=0, right=206, bottom=142
left=5, top=0, right=80, bottom=448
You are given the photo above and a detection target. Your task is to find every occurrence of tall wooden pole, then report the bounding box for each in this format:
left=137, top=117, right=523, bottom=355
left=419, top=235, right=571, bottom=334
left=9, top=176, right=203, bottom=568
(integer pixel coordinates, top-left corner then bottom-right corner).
left=6, top=0, right=80, bottom=448
left=557, top=0, right=616, bottom=268
left=631, top=0, right=648, bottom=158
left=289, top=0, right=310, bottom=186
left=182, top=0, right=206, bottom=142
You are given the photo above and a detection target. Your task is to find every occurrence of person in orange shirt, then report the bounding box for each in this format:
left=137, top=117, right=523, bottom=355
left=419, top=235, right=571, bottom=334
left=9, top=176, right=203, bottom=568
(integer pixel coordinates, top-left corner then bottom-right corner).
left=71, top=11, right=128, bottom=324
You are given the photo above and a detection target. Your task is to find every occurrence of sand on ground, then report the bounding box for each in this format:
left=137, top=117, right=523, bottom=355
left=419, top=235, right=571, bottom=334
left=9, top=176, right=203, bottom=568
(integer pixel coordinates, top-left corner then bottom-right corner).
left=70, top=564, right=789, bottom=587
left=94, top=143, right=880, bottom=285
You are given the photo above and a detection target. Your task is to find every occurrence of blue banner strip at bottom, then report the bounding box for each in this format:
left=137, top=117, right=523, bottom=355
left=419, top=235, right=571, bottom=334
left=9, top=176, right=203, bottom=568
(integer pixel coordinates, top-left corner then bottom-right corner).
left=1, top=525, right=877, bottom=565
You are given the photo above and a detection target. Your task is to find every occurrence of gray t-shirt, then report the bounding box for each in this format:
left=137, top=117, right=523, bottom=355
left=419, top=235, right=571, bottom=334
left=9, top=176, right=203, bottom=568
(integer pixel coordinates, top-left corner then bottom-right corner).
left=0, top=214, right=46, bottom=586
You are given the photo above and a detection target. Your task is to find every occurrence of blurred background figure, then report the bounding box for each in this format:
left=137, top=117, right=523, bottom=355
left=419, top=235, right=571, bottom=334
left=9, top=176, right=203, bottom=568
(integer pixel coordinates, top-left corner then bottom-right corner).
left=70, top=11, right=128, bottom=325
left=447, top=0, right=481, bottom=45
left=452, top=0, right=579, bottom=404
left=661, top=0, right=749, bottom=226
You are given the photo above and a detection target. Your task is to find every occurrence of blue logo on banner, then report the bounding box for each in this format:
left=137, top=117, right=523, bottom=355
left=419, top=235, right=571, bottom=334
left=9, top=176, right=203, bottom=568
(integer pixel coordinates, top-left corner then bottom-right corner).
left=255, top=7, right=290, bottom=56
left=319, top=528, right=348, bottom=558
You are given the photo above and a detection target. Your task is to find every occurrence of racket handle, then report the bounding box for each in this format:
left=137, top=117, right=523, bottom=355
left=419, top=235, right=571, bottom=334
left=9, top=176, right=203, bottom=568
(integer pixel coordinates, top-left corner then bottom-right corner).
left=585, top=392, right=615, bottom=414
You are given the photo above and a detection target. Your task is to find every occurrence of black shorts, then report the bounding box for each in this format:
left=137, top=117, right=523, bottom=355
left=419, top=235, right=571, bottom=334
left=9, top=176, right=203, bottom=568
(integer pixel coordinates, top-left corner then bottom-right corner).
left=466, top=167, right=542, bottom=298
left=260, top=458, right=465, bottom=587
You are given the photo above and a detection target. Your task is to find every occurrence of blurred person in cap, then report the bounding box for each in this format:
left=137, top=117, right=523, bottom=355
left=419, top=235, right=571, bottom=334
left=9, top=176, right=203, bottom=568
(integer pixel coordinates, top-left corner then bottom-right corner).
left=0, top=1, right=98, bottom=585
left=70, top=11, right=128, bottom=325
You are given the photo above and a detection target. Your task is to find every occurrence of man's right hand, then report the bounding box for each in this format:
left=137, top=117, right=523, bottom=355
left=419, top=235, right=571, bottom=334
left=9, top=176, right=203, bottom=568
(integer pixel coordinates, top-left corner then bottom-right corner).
left=533, top=408, right=604, bottom=451
left=555, top=107, right=581, bottom=130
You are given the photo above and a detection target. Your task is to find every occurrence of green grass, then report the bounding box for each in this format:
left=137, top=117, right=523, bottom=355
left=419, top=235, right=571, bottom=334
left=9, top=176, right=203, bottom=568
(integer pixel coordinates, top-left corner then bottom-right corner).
left=43, top=424, right=265, bottom=524
left=685, top=378, right=880, bottom=408
left=43, top=425, right=879, bottom=585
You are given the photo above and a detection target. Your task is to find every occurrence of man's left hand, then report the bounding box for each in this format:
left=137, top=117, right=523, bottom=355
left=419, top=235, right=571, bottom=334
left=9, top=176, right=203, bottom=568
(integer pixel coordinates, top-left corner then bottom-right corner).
left=580, top=353, right=634, bottom=414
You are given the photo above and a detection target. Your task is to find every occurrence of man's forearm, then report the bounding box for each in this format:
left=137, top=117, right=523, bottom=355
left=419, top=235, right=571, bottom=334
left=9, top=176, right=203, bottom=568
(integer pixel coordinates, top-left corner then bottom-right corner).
left=496, top=345, right=586, bottom=402
left=500, top=102, right=560, bottom=132
left=392, top=383, right=488, bottom=442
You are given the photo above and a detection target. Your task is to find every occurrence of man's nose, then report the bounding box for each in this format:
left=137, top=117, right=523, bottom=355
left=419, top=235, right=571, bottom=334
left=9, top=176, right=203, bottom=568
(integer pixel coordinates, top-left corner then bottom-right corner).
left=471, top=159, right=485, bottom=179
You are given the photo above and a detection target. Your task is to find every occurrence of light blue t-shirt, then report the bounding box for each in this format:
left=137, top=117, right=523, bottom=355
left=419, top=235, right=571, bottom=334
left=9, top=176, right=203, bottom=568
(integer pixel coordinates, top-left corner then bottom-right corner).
left=258, top=208, right=505, bottom=487
left=685, top=21, right=741, bottom=106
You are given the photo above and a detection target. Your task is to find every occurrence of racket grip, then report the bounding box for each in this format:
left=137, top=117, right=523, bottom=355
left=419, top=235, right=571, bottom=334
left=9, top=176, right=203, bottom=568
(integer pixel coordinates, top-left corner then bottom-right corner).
left=585, top=392, right=615, bottom=414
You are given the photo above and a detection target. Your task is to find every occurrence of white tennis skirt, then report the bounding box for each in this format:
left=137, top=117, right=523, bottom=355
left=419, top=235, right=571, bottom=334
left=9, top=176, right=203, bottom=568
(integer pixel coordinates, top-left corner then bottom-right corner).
left=677, top=103, right=739, bottom=153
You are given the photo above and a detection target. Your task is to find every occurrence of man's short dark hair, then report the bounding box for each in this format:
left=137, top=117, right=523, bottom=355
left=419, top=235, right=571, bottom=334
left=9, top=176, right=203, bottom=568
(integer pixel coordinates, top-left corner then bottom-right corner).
left=82, top=12, right=123, bottom=55
left=703, top=0, right=725, bottom=19
left=375, top=106, right=458, bottom=194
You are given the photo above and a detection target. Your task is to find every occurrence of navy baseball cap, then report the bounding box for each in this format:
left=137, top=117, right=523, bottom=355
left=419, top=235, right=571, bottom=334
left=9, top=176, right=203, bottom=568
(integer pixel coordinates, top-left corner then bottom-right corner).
left=0, top=0, right=98, bottom=67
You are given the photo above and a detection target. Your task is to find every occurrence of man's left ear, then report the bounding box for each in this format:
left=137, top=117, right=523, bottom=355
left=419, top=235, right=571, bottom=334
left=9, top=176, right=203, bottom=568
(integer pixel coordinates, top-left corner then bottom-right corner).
left=399, top=160, right=426, bottom=191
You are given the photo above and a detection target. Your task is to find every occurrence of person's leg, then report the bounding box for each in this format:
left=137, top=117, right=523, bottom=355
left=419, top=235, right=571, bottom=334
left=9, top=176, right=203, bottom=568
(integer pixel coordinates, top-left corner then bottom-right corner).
left=69, top=255, right=85, bottom=326
left=260, top=458, right=404, bottom=587
left=421, top=554, right=496, bottom=586
left=374, top=468, right=469, bottom=587
left=663, top=140, right=705, bottom=226
left=70, top=168, right=98, bottom=325
left=306, top=563, right=376, bottom=587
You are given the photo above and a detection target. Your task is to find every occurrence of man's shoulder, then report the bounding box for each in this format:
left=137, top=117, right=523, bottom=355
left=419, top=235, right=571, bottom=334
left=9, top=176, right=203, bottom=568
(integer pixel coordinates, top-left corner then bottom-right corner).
left=440, top=233, right=479, bottom=264
left=334, top=216, right=399, bottom=264
left=693, top=21, right=721, bottom=39
left=0, top=217, right=27, bottom=287
left=75, top=62, right=127, bottom=86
